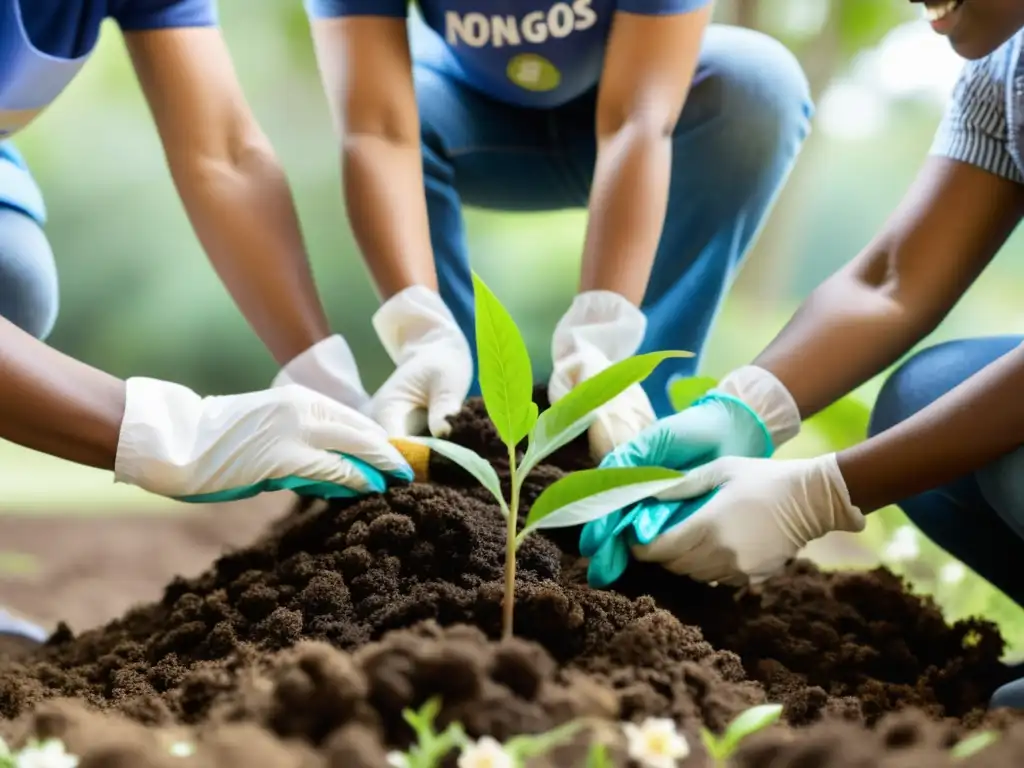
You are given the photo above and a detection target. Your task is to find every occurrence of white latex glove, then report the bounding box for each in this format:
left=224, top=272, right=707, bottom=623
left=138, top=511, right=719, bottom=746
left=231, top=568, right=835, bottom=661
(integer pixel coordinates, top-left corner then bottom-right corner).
left=549, top=290, right=655, bottom=462
left=368, top=285, right=473, bottom=437
left=271, top=335, right=371, bottom=413
left=633, top=454, right=865, bottom=586
left=114, top=377, right=412, bottom=500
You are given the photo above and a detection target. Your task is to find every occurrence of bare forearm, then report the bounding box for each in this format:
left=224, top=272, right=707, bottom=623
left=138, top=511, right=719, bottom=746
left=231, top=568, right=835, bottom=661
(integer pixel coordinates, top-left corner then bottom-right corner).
left=753, top=269, right=933, bottom=418
left=0, top=318, right=125, bottom=470
left=343, top=134, right=437, bottom=299
left=174, top=144, right=331, bottom=366
left=580, top=125, right=671, bottom=303
left=838, top=342, right=1024, bottom=513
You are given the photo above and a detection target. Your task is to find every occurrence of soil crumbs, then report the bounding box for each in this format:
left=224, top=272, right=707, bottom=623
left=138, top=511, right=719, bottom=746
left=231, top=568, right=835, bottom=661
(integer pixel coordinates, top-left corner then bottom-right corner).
left=1, top=398, right=1023, bottom=767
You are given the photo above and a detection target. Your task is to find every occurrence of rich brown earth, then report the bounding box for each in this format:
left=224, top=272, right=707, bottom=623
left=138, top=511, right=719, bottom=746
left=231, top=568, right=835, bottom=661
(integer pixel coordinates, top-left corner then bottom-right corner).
left=0, top=398, right=1022, bottom=766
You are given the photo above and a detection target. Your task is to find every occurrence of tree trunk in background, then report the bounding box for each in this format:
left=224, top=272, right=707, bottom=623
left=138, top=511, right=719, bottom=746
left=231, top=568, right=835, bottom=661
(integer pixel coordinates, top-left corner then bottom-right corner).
left=727, top=0, right=844, bottom=314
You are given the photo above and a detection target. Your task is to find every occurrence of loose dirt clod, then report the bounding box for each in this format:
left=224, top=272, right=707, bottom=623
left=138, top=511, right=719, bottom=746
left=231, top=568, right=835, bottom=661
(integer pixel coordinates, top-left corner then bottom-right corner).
left=0, top=396, right=1021, bottom=766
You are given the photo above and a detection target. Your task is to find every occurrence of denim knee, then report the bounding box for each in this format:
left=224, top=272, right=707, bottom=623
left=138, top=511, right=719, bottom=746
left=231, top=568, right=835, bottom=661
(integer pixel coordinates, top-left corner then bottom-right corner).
left=0, top=207, right=58, bottom=340
left=692, top=27, right=814, bottom=177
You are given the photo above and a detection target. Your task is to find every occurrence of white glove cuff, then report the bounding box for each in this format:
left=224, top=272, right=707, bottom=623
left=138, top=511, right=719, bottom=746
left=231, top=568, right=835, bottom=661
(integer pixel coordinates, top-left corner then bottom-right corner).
left=820, top=452, right=867, bottom=533
left=271, top=334, right=369, bottom=407
left=716, top=365, right=801, bottom=449
left=372, top=286, right=464, bottom=364
left=552, top=290, right=647, bottom=365
left=114, top=377, right=204, bottom=491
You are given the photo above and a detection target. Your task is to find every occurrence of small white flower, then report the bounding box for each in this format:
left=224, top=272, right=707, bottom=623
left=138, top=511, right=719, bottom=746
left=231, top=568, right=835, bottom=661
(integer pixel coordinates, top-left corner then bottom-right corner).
left=940, top=561, right=966, bottom=585
left=456, top=736, right=514, bottom=768
left=386, top=751, right=409, bottom=768
left=15, top=739, right=78, bottom=768
left=168, top=741, right=195, bottom=758
left=882, top=526, right=919, bottom=563
left=623, top=718, right=690, bottom=768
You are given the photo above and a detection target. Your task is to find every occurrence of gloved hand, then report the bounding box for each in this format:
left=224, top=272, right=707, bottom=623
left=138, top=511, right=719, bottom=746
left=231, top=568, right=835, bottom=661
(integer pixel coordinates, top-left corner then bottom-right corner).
left=632, top=453, right=865, bottom=586
left=271, top=335, right=370, bottom=413
left=581, top=365, right=802, bottom=587
left=114, top=377, right=413, bottom=503
left=549, top=291, right=655, bottom=463
left=368, top=285, right=473, bottom=438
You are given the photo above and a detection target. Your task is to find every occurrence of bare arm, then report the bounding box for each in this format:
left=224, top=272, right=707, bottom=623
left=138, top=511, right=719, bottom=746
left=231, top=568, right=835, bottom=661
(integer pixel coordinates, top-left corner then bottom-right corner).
left=0, top=318, right=125, bottom=470
left=754, top=157, right=1024, bottom=417
left=309, top=17, right=436, bottom=298
left=124, top=28, right=331, bottom=366
left=838, top=342, right=1024, bottom=513
left=580, top=5, right=711, bottom=303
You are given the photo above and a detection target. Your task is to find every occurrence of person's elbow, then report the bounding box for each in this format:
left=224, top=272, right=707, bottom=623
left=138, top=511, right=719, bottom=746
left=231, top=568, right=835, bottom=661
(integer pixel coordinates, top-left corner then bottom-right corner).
left=342, top=98, right=420, bottom=152
left=170, top=122, right=281, bottom=190
left=843, top=239, right=952, bottom=336
left=596, top=99, right=678, bottom=145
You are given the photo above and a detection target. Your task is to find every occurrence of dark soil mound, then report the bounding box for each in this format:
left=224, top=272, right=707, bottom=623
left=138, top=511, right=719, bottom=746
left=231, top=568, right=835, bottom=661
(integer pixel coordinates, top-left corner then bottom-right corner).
left=0, top=397, right=1022, bottom=766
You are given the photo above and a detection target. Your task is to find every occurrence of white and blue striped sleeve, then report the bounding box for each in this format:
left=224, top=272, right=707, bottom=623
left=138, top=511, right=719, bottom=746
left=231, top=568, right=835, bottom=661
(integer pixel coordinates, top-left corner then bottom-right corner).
left=930, top=55, right=1024, bottom=184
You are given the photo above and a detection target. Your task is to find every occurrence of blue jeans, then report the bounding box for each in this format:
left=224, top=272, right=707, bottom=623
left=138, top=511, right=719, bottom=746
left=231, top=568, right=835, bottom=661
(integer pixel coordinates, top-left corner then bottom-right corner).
left=0, top=142, right=58, bottom=340
left=411, top=19, right=814, bottom=416
left=868, top=336, right=1024, bottom=708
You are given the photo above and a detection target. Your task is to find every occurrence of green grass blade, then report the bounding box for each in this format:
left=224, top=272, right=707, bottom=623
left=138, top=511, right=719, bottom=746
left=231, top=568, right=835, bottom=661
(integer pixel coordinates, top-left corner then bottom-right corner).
left=522, top=350, right=692, bottom=475
left=522, top=466, right=683, bottom=534
left=719, top=704, right=784, bottom=756
left=472, top=271, right=535, bottom=449
left=950, top=730, right=999, bottom=759
left=408, top=437, right=507, bottom=515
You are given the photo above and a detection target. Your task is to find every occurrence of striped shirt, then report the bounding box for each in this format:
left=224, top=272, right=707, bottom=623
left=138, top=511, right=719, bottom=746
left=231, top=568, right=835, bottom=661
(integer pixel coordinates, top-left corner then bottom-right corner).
left=931, top=31, right=1024, bottom=184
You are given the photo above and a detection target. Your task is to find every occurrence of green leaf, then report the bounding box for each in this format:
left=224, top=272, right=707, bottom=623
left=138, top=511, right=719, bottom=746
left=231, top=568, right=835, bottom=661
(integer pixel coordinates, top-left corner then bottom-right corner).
left=505, top=720, right=585, bottom=761
left=951, top=730, right=999, bottom=760
left=718, top=704, right=784, bottom=756
left=585, top=743, right=612, bottom=768
left=667, top=375, right=718, bottom=412
left=408, top=437, right=507, bottom=515
left=700, top=727, right=724, bottom=760
left=521, top=350, right=693, bottom=475
left=520, top=466, right=683, bottom=537
left=472, top=271, right=535, bottom=449
left=805, top=395, right=871, bottom=453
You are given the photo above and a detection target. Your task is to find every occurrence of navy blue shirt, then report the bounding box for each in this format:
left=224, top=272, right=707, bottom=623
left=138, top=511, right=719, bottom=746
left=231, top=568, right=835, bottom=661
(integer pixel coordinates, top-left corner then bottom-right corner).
left=306, top=0, right=713, bottom=108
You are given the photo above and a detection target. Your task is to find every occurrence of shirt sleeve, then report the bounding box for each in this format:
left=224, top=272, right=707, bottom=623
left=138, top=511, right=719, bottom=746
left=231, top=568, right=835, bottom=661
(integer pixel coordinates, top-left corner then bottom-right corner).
left=115, top=0, right=218, bottom=31
left=305, top=0, right=408, bottom=20
left=616, top=0, right=711, bottom=17
left=929, top=52, right=1024, bottom=184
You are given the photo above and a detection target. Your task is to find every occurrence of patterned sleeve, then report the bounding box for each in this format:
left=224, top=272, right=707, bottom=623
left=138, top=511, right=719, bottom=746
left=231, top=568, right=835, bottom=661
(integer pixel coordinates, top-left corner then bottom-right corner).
left=114, top=0, right=218, bottom=31
left=305, top=0, right=408, bottom=19
left=930, top=49, right=1024, bottom=184
left=616, top=0, right=711, bottom=16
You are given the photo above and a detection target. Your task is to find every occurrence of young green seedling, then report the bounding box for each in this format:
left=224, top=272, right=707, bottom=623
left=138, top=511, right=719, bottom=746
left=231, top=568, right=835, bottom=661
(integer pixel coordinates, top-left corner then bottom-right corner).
left=412, top=271, right=692, bottom=638
left=387, top=697, right=468, bottom=768
left=950, top=729, right=999, bottom=760
left=700, top=703, right=784, bottom=766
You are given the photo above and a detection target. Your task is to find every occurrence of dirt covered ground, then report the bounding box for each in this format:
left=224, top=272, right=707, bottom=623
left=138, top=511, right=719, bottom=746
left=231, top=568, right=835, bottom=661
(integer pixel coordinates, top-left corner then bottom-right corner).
left=0, top=398, right=1023, bottom=767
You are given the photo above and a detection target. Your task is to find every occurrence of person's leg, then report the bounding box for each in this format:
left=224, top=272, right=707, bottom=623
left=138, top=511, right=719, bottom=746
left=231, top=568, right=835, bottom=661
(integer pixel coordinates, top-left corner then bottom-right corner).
left=555, top=26, right=814, bottom=415
left=0, top=143, right=58, bottom=340
left=867, top=336, right=1024, bottom=709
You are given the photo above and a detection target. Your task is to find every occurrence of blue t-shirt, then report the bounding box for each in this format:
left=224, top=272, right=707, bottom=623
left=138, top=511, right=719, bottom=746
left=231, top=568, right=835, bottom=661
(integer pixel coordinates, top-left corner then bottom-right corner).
left=306, top=0, right=712, bottom=108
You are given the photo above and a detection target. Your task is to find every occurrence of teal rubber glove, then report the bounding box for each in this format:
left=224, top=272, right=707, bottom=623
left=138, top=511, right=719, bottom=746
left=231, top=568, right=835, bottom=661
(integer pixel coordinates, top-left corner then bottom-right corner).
left=581, top=392, right=772, bottom=587
left=113, top=378, right=414, bottom=504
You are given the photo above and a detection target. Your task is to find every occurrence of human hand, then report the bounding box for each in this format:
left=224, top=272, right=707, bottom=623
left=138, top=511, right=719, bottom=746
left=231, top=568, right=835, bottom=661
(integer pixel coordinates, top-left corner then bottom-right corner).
left=631, top=454, right=865, bottom=586
left=271, top=334, right=371, bottom=412
left=114, top=378, right=413, bottom=502
left=368, top=286, right=473, bottom=437
left=580, top=365, right=800, bottom=586
left=548, top=291, right=656, bottom=462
